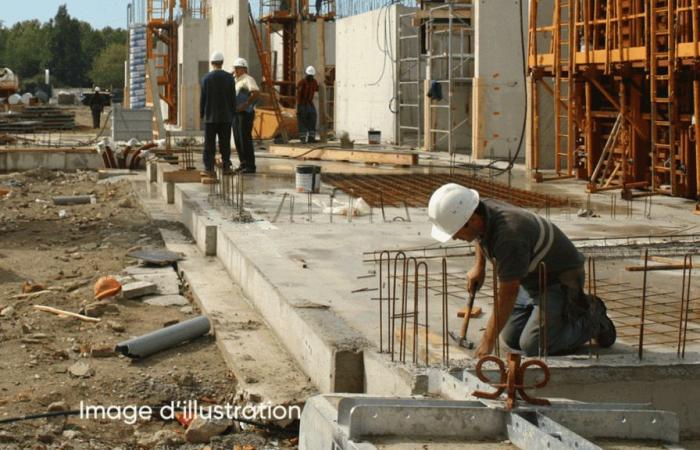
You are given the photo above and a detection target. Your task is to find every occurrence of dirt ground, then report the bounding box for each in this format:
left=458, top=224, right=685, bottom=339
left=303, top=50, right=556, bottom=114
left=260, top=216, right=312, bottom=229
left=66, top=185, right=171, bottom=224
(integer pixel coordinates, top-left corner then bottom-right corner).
left=0, top=169, right=297, bottom=449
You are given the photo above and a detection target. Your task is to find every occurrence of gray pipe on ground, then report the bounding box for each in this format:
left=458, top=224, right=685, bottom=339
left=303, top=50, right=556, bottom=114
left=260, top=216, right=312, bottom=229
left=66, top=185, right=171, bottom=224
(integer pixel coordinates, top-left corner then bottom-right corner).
left=115, top=315, right=210, bottom=358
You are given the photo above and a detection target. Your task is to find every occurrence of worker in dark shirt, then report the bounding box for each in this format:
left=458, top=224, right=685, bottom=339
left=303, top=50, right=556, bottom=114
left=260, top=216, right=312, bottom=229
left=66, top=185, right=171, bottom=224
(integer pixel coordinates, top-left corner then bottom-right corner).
left=428, top=183, right=616, bottom=357
left=89, top=87, right=104, bottom=129
left=296, top=66, right=319, bottom=144
left=200, top=51, right=235, bottom=178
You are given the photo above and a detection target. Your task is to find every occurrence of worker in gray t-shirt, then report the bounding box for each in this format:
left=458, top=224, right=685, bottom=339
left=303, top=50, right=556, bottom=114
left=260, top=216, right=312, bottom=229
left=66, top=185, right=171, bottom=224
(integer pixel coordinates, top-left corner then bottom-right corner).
left=428, top=183, right=616, bottom=357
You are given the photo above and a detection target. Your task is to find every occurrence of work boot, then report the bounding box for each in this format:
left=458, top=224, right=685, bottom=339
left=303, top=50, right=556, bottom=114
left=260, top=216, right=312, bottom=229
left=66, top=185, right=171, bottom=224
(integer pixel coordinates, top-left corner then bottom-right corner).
left=300, top=137, right=307, bottom=144
left=590, top=296, right=616, bottom=348
left=307, top=136, right=318, bottom=144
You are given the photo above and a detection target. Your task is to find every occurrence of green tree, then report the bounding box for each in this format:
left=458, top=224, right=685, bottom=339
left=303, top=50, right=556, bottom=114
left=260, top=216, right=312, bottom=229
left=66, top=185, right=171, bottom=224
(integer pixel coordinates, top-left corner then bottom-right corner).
left=89, top=42, right=126, bottom=89
left=2, top=20, right=49, bottom=80
left=48, top=5, right=87, bottom=86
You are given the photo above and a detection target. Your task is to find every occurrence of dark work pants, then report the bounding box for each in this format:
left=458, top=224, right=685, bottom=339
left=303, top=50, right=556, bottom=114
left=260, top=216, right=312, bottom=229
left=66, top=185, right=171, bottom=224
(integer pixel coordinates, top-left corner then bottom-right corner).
left=501, top=282, right=593, bottom=356
left=232, top=111, right=256, bottom=170
left=91, top=109, right=101, bottom=129
left=203, top=122, right=232, bottom=172
left=297, top=104, right=317, bottom=140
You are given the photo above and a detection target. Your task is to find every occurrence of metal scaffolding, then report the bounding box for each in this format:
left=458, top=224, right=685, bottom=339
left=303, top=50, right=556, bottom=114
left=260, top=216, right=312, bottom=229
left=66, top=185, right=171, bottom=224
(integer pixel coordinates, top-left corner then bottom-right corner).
left=529, top=0, right=700, bottom=206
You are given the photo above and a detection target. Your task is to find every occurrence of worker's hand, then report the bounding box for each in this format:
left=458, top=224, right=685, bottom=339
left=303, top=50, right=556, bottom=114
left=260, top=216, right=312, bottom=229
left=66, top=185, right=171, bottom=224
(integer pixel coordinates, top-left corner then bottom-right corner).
left=474, top=337, right=493, bottom=359
left=236, top=104, right=248, bottom=112
left=466, top=266, right=485, bottom=295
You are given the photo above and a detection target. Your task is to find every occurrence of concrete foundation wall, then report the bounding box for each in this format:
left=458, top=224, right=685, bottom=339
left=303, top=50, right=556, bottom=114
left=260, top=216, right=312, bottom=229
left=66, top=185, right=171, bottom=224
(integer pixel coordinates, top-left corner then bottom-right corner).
left=178, top=17, right=209, bottom=131
left=336, top=5, right=414, bottom=144
left=472, top=0, right=528, bottom=160
left=111, top=104, right=153, bottom=142
left=0, top=151, right=101, bottom=172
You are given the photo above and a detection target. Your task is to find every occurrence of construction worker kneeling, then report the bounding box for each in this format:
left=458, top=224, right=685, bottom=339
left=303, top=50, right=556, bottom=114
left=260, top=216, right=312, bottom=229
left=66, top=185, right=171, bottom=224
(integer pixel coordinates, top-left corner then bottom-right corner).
left=428, top=183, right=616, bottom=357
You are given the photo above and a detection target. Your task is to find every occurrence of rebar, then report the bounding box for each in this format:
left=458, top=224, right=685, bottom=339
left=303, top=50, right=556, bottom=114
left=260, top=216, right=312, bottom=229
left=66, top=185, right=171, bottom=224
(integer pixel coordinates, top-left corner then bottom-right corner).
left=639, top=249, right=649, bottom=360
left=323, top=173, right=568, bottom=209
left=679, top=254, right=693, bottom=358
left=378, top=250, right=391, bottom=353
left=390, top=251, right=407, bottom=362
left=272, top=193, right=288, bottom=223
left=492, top=262, right=500, bottom=358
left=442, top=257, right=450, bottom=365
left=538, top=262, right=548, bottom=358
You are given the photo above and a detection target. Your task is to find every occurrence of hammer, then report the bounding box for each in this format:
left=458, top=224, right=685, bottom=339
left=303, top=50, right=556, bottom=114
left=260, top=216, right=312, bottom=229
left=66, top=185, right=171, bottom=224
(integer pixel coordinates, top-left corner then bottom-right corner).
left=449, top=282, right=479, bottom=349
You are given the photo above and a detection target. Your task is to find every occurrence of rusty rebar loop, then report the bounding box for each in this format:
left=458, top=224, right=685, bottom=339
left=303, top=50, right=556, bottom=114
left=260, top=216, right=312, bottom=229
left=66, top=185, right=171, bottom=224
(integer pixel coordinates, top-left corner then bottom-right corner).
left=679, top=254, right=693, bottom=358
left=390, top=251, right=407, bottom=362
left=538, top=262, right=548, bottom=359
left=639, top=249, right=649, bottom=360
left=378, top=250, right=392, bottom=353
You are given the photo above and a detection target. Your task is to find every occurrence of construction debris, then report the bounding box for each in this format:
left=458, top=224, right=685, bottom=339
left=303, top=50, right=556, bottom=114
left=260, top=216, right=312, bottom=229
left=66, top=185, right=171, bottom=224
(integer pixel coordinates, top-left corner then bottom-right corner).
left=0, top=106, right=75, bottom=132
left=33, top=305, right=101, bottom=323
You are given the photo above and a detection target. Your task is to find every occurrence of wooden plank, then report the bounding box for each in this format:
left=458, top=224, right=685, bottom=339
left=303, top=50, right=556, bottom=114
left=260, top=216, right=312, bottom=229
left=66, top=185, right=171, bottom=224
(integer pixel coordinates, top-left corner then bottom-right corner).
left=269, top=144, right=418, bottom=165
left=162, top=169, right=202, bottom=183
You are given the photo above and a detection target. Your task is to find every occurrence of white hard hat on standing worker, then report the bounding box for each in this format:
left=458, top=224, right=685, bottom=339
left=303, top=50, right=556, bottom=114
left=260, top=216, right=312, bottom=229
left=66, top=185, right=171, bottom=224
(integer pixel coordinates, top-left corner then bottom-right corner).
left=427, top=183, right=480, bottom=243
left=233, top=58, right=248, bottom=69
left=210, top=51, right=224, bottom=63
left=305, top=66, right=316, bottom=76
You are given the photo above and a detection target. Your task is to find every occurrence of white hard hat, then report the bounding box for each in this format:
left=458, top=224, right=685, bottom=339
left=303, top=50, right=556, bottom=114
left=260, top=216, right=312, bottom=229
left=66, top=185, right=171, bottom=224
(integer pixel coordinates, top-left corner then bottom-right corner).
left=428, top=183, right=480, bottom=242
left=210, top=51, right=224, bottom=63
left=233, top=57, right=248, bottom=68
left=305, top=66, right=316, bottom=76
left=94, top=86, right=100, bottom=92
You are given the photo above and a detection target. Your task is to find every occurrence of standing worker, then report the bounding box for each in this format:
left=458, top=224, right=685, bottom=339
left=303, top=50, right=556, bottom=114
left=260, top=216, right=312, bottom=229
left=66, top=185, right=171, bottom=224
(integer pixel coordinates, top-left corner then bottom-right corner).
left=232, top=58, right=260, bottom=174
left=296, top=66, right=319, bottom=144
left=89, top=87, right=104, bottom=129
left=428, top=183, right=616, bottom=358
left=200, top=51, right=236, bottom=179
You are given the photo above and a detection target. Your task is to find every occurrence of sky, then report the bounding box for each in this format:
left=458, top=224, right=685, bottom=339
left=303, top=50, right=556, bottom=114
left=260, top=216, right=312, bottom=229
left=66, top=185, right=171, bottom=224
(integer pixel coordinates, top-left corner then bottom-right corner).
left=2, top=1, right=131, bottom=30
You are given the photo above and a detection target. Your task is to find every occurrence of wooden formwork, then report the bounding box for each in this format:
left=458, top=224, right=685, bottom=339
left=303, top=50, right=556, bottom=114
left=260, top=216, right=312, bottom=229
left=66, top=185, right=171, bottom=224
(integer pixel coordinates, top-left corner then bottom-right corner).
left=529, top=0, right=700, bottom=203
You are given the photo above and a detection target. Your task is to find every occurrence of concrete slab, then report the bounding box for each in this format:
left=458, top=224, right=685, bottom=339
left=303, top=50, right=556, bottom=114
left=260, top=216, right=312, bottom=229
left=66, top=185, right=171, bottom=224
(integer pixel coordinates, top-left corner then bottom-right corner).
left=131, top=177, right=316, bottom=406
left=143, top=294, right=189, bottom=306
left=148, top=154, right=700, bottom=435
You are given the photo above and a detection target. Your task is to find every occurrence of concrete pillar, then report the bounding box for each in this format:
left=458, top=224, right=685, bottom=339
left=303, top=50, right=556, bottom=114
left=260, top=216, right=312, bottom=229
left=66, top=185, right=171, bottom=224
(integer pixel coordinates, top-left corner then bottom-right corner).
left=472, top=0, right=529, bottom=160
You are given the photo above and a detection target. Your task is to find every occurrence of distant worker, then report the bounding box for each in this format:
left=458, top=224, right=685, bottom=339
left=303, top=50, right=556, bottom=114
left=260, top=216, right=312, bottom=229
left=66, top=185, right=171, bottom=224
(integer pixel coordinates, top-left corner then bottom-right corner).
left=89, top=87, right=104, bottom=129
left=428, top=184, right=616, bottom=358
left=232, top=58, right=260, bottom=174
left=200, top=51, right=236, bottom=178
left=296, top=66, right=319, bottom=144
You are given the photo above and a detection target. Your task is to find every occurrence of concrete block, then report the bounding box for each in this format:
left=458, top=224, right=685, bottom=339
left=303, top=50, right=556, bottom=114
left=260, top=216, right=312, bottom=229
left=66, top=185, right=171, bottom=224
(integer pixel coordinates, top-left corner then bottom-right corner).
left=146, top=160, right=158, bottom=182
left=132, top=272, right=180, bottom=295
left=143, top=295, right=189, bottom=306
left=163, top=181, right=175, bottom=204
left=121, top=280, right=158, bottom=299
left=204, top=225, right=216, bottom=256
